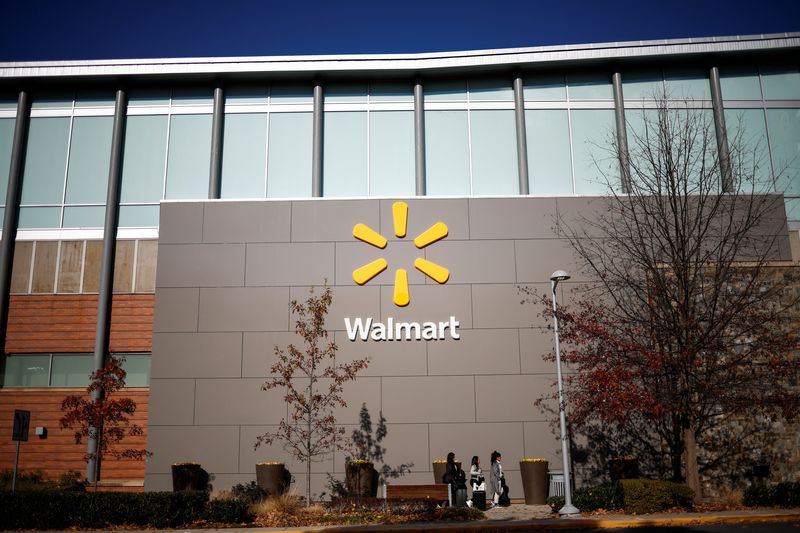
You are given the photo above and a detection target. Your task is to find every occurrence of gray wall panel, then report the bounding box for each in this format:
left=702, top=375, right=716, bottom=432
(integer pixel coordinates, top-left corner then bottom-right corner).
left=425, top=240, right=516, bottom=284
left=475, top=375, right=552, bottom=422
left=519, top=327, right=557, bottom=374
left=515, top=239, right=584, bottom=283
left=159, top=203, right=204, bottom=244
left=428, top=422, right=524, bottom=472
left=194, top=378, right=287, bottom=425
left=378, top=284, right=473, bottom=327
left=145, top=425, right=239, bottom=473
left=203, top=201, right=291, bottom=243
left=382, top=376, right=475, bottom=423
left=156, top=243, right=245, bottom=287
left=334, top=330, right=428, bottom=377
left=242, top=331, right=304, bottom=377
left=290, top=285, right=381, bottom=332
left=153, top=288, right=199, bottom=332
left=246, top=242, right=335, bottom=286
left=198, top=287, right=290, bottom=332
left=291, top=200, right=378, bottom=242
left=147, top=378, right=196, bottom=426
left=151, top=332, right=243, bottom=379
left=335, top=241, right=426, bottom=286
left=428, top=328, right=520, bottom=375
left=240, top=425, right=334, bottom=474
left=471, top=283, right=544, bottom=329
left=524, top=421, right=562, bottom=465
left=469, top=198, right=558, bottom=239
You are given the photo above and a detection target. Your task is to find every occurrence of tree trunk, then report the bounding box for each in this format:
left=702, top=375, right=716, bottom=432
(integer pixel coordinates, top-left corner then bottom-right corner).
left=683, top=426, right=701, bottom=502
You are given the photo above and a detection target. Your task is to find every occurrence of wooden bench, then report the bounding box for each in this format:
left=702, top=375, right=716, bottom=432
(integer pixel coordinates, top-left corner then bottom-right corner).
left=386, top=483, right=451, bottom=505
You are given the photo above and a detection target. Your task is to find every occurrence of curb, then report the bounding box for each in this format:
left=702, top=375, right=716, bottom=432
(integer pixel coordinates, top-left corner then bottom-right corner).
left=255, top=512, right=800, bottom=533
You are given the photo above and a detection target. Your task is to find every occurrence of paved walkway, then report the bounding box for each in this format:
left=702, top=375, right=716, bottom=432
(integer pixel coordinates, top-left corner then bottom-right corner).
left=96, top=507, right=800, bottom=533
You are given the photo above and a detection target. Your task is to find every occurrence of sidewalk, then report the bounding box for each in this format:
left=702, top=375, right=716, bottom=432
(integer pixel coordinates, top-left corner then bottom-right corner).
left=104, top=507, right=800, bottom=533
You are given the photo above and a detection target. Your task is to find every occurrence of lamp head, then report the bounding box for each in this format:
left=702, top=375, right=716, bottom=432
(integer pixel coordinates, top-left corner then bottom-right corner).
left=550, top=270, right=571, bottom=283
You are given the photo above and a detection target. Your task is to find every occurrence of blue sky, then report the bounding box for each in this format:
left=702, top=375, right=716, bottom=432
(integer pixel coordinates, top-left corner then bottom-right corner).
left=1, top=0, right=798, bottom=61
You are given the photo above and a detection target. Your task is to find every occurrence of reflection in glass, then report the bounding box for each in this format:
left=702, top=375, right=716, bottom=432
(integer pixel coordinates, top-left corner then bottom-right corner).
left=323, top=112, right=367, bottom=197
left=425, top=110, right=470, bottom=195
left=470, top=110, right=518, bottom=195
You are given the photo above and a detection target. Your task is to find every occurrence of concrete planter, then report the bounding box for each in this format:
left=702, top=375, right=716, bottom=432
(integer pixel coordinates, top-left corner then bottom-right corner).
left=256, top=462, right=291, bottom=497
left=519, top=460, right=549, bottom=504
left=171, top=462, right=206, bottom=492
left=345, top=461, right=378, bottom=497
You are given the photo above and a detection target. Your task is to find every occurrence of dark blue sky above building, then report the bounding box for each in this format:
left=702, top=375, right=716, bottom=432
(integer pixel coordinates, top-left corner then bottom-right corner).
left=1, top=0, right=798, bottom=61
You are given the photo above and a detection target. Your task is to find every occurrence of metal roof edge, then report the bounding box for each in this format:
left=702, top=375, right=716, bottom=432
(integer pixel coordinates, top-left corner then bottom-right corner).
left=1, top=33, right=799, bottom=79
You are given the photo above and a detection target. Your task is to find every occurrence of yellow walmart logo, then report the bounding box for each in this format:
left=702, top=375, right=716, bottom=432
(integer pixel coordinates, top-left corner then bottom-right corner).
left=352, top=201, right=449, bottom=307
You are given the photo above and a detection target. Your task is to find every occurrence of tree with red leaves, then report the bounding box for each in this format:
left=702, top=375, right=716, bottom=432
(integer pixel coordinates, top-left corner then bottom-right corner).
left=59, top=355, right=149, bottom=489
left=524, top=96, right=800, bottom=498
left=256, top=285, right=369, bottom=504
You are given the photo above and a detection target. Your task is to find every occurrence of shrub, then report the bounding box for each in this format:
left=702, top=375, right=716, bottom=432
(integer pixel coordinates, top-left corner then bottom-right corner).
left=0, top=469, right=85, bottom=492
left=204, top=498, right=252, bottom=523
left=231, top=480, right=267, bottom=504
left=744, top=482, right=800, bottom=507
left=435, top=507, right=484, bottom=521
left=547, top=480, right=693, bottom=515
left=251, top=493, right=304, bottom=517
left=618, top=479, right=694, bottom=514
left=328, top=496, right=438, bottom=515
left=0, top=491, right=209, bottom=530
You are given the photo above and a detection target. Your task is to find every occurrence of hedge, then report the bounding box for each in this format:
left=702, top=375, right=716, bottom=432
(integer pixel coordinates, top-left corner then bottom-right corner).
left=0, top=491, right=209, bottom=530
left=744, top=482, right=800, bottom=507
left=547, top=479, right=694, bottom=514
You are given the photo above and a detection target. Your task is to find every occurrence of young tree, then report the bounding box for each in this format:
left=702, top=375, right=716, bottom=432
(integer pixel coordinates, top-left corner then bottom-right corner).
left=59, top=355, right=149, bottom=490
left=256, top=285, right=369, bottom=504
left=350, top=403, right=413, bottom=481
left=526, top=96, right=800, bottom=498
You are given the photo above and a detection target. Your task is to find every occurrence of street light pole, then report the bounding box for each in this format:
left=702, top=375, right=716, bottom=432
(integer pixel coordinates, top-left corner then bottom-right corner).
left=550, top=270, right=579, bottom=516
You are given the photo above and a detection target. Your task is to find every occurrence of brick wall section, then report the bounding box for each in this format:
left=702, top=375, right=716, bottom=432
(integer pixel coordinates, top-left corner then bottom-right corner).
left=4, top=294, right=154, bottom=353
left=0, top=389, right=149, bottom=482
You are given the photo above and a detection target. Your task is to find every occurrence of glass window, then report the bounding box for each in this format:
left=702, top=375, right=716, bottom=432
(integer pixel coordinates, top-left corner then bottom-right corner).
left=267, top=112, right=312, bottom=197
left=370, top=82, right=414, bottom=102
left=526, top=110, right=573, bottom=194
left=724, top=109, right=773, bottom=192
left=165, top=114, right=212, bottom=199
left=568, top=73, right=613, bottom=100
left=63, top=206, right=105, bottom=228
left=425, top=81, right=468, bottom=102
left=65, top=116, right=113, bottom=204
left=623, top=69, right=665, bottom=101
left=767, top=108, right=800, bottom=197
left=18, top=207, right=61, bottom=229
left=2, top=355, right=50, bottom=387
left=425, top=110, right=470, bottom=195
left=119, top=205, right=160, bottom=227
left=128, top=89, right=170, bottom=107
left=761, top=68, right=800, bottom=100
left=221, top=113, right=267, bottom=198
left=270, top=83, right=313, bottom=103
left=524, top=74, right=566, bottom=101
left=785, top=198, right=800, bottom=221
left=720, top=68, right=762, bottom=100
left=369, top=111, right=415, bottom=196
left=31, top=92, right=73, bottom=109
left=664, top=69, right=711, bottom=100
left=172, top=88, right=212, bottom=105
left=75, top=91, right=115, bottom=107
left=469, top=78, right=513, bottom=101
left=225, top=85, right=268, bottom=104
left=0, top=118, right=14, bottom=205
left=21, top=117, right=70, bottom=205
left=50, top=354, right=93, bottom=387
left=121, top=115, right=168, bottom=204
left=325, top=83, right=368, bottom=103
left=120, top=354, right=150, bottom=387
left=470, top=110, right=518, bottom=195
left=323, top=111, right=367, bottom=197
left=0, top=96, right=17, bottom=110
left=571, top=109, right=617, bottom=194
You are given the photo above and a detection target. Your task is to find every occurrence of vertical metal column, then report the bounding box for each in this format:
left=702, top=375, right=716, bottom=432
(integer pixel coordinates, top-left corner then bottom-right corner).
left=312, top=81, right=324, bottom=197
left=612, top=71, right=632, bottom=193
left=513, top=75, right=529, bottom=195
left=709, top=66, right=732, bottom=192
left=208, top=82, right=224, bottom=199
left=87, top=88, right=127, bottom=484
left=0, top=91, right=31, bottom=356
left=414, top=79, right=426, bottom=196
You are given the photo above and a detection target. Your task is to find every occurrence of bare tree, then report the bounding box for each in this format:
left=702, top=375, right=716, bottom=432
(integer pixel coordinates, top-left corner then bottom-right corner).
left=526, top=96, right=800, bottom=498
left=255, top=285, right=369, bottom=504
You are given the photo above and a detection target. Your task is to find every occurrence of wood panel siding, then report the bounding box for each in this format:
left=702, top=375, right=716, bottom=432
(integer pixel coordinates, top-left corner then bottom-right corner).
left=0, top=388, right=148, bottom=483
left=5, top=294, right=154, bottom=353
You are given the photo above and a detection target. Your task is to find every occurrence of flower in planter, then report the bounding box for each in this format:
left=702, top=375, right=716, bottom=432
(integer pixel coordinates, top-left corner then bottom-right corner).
left=520, top=458, right=548, bottom=463
left=172, top=461, right=200, bottom=466
left=433, top=459, right=461, bottom=463
left=256, top=461, right=284, bottom=466
left=347, top=459, right=372, bottom=464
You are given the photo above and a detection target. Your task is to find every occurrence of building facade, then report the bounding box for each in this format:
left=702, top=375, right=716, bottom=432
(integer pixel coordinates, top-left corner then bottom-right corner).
left=0, top=34, right=798, bottom=495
